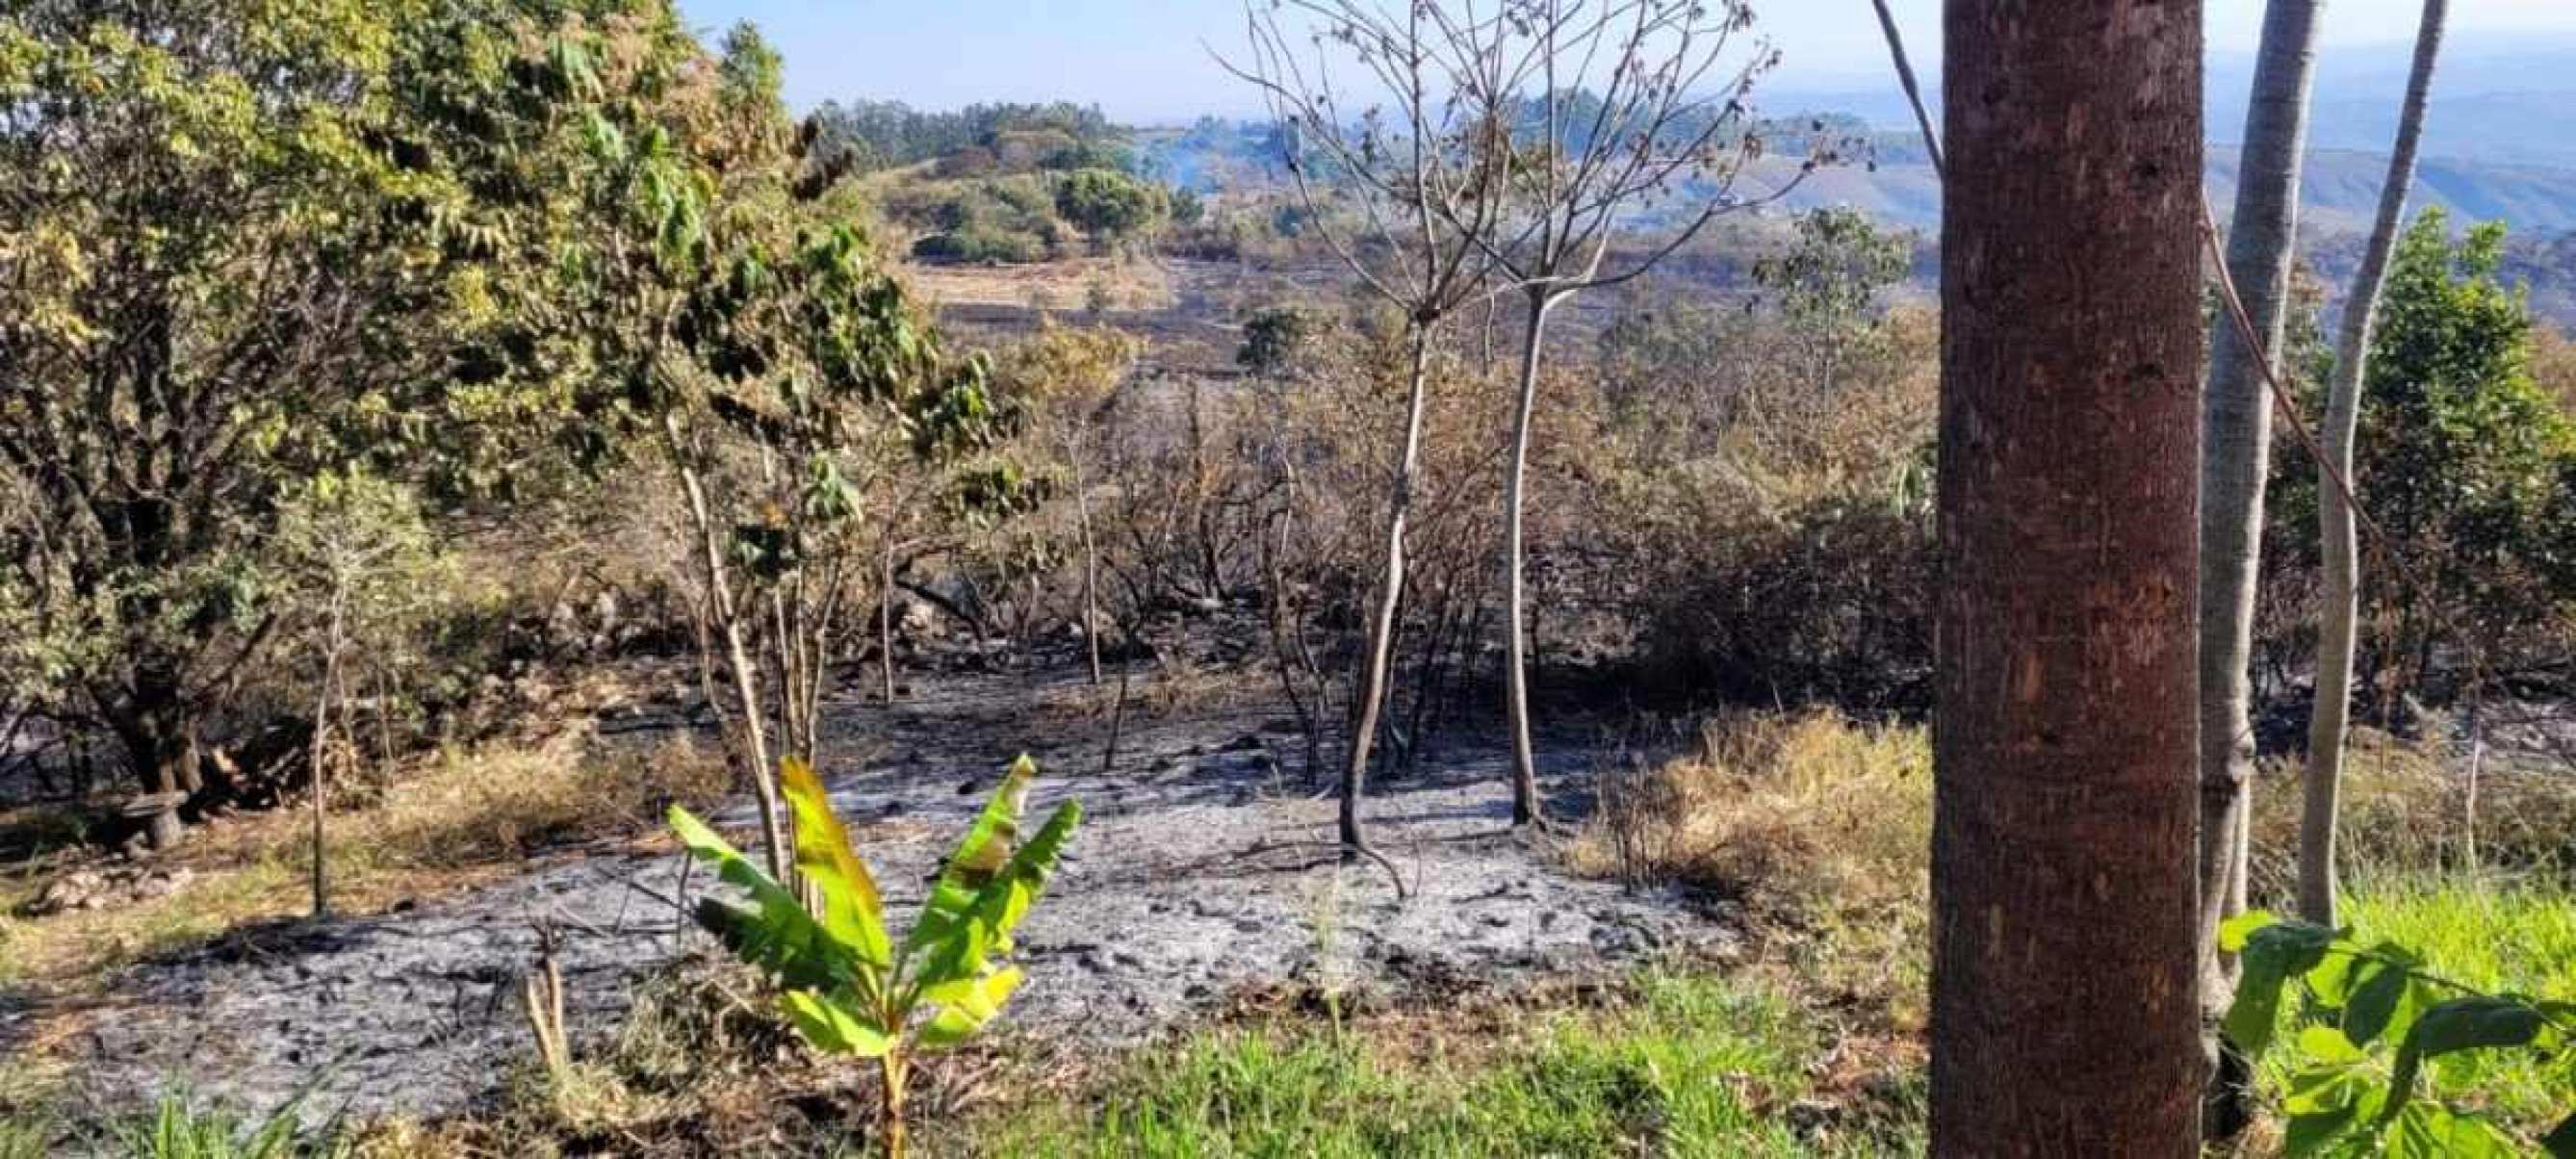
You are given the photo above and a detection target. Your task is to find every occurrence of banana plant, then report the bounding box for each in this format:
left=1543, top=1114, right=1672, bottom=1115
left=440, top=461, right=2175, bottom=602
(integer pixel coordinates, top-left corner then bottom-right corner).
left=669, top=755, right=1080, bottom=1159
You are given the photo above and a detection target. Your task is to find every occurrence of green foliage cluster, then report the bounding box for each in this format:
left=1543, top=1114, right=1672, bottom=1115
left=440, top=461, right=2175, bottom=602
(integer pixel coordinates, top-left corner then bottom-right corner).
left=898, top=166, right=1171, bottom=265
left=1238, top=305, right=1326, bottom=376
left=2223, top=911, right=2576, bottom=1157
left=902, top=175, right=1063, bottom=264
left=671, top=756, right=1081, bottom=1158
left=2273, top=210, right=2576, bottom=696
left=0, top=0, right=683, bottom=796
left=0, top=0, right=1001, bottom=804
left=1053, top=167, right=1168, bottom=245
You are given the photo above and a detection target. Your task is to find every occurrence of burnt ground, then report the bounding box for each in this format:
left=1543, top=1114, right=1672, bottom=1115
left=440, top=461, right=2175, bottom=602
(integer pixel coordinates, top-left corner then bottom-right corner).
left=13, top=654, right=1730, bottom=1125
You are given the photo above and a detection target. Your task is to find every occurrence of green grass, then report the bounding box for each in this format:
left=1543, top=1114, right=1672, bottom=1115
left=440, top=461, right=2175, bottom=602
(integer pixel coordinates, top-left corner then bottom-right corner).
left=964, top=972, right=1923, bottom=1158
left=2334, top=872, right=2576, bottom=1132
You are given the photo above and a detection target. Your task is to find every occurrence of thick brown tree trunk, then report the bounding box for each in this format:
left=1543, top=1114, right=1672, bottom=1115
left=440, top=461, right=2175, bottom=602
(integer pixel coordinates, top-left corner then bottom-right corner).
left=1933, top=1, right=2204, bottom=1151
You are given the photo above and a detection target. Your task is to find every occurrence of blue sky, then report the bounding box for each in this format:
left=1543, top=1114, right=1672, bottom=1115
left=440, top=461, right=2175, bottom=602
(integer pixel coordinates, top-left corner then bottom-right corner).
left=674, top=0, right=2576, bottom=122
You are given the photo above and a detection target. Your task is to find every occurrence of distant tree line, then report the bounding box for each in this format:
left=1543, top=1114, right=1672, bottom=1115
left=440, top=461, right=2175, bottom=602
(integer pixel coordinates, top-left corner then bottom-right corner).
left=808, top=98, right=1131, bottom=175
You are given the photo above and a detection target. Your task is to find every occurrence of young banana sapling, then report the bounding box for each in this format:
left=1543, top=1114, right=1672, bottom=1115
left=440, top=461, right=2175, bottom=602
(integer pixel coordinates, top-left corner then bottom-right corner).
left=669, top=755, right=1080, bottom=1159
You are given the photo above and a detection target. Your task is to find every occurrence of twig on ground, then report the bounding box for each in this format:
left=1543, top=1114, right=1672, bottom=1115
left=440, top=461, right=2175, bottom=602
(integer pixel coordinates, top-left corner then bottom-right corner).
left=1224, top=837, right=1410, bottom=902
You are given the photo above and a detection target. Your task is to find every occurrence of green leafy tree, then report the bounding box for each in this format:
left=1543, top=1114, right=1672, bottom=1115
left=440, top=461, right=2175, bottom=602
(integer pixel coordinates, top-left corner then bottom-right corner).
left=535, top=14, right=1009, bottom=875
left=671, top=756, right=1081, bottom=1159
left=1236, top=305, right=1321, bottom=377
left=2278, top=210, right=2576, bottom=706
left=273, top=470, right=451, bottom=914
left=1749, top=207, right=1915, bottom=397
left=0, top=0, right=629, bottom=836
left=1052, top=167, right=1166, bottom=248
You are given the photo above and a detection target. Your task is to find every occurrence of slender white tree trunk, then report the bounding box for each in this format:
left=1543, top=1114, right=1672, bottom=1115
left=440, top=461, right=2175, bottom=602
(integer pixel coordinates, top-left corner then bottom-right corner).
left=1072, top=438, right=1104, bottom=686
left=1502, top=291, right=1558, bottom=829
left=2199, top=0, right=2325, bottom=986
left=678, top=451, right=788, bottom=880
left=1342, top=325, right=1434, bottom=852
left=2304, top=0, right=2448, bottom=927
left=310, top=591, right=346, bottom=918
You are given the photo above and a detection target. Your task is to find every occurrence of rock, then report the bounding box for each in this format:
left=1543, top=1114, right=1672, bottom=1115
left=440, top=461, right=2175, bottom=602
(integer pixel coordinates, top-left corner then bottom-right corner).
left=894, top=598, right=941, bottom=640
left=23, top=863, right=195, bottom=915
left=26, top=869, right=108, bottom=916
left=129, top=868, right=193, bottom=901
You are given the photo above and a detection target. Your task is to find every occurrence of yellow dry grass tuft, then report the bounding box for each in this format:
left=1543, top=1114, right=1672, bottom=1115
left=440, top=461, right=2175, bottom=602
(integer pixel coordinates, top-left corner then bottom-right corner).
left=1569, top=711, right=1932, bottom=1023
left=2248, top=726, right=2576, bottom=892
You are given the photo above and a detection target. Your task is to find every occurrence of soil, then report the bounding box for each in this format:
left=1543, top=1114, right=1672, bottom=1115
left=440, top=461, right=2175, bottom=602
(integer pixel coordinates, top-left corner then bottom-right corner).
left=18, top=649, right=1731, bottom=1124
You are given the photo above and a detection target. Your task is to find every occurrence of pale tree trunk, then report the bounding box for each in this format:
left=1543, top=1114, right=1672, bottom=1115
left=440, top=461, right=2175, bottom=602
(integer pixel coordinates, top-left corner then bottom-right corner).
left=310, top=591, right=346, bottom=918
left=1502, top=291, right=1558, bottom=829
left=2305, top=0, right=2448, bottom=928
left=1871, top=0, right=1944, bottom=176
left=676, top=449, right=789, bottom=880
left=1342, top=325, right=1434, bottom=853
left=1932, top=0, right=2204, bottom=1149
left=1072, top=439, right=1105, bottom=686
left=2198, top=0, right=2325, bottom=989
left=880, top=530, right=899, bottom=703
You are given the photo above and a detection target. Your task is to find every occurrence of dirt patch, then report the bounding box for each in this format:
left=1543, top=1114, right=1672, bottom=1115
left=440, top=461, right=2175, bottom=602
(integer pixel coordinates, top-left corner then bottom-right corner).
left=12, top=662, right=1731, bottom=1124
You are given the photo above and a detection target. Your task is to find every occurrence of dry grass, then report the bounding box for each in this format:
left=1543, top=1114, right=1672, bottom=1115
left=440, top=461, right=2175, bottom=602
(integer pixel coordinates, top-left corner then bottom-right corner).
left=2247, top=726, right=2576, bottom=893
left=0, top=736, right=730, bottom=988
left=903, top=255, right=1174, bottom=312
left=336, top=953, right=911, bottom=1158
left=1569, top=711, right=1932, bottom=1025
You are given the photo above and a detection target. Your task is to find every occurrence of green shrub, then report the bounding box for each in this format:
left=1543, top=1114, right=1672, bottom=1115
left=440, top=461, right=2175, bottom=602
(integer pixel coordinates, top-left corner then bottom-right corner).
left=2222, top=910, right=2575, bottom=1156
left=911, top=225, right=1045, bottom=265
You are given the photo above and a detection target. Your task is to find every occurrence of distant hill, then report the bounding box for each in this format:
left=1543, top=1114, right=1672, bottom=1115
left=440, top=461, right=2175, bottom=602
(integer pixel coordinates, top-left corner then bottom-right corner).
left=1743, top=147, right=2576, bottom=238
left=1754, top=31, right=2576, bottom=239
left=1767, top=31, right=2576, bottom=171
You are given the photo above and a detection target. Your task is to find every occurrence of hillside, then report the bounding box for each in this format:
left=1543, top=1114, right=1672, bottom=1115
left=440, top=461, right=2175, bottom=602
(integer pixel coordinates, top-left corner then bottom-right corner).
left=1739, top=146, right=2576, bottom=238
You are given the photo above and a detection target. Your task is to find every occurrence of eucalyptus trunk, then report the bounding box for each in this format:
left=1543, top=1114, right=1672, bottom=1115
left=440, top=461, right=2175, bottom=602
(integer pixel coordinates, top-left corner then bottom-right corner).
left=1342, top=324, right=1436, bottom=853
left=1501, top=290, right=1560, bottom=829
left=2305, top=0, right=2449, bottom=928
left=1932, top=0, right=2204, bottom=1149
left=2198, top=0, right=2325, bottom=987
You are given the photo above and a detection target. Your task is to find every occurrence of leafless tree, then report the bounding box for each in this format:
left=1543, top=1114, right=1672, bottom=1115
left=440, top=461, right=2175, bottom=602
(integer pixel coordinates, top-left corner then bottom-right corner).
left=1430, top=0, right=1807, bottom=827
left=1225, top=0, right=1508, bottom=855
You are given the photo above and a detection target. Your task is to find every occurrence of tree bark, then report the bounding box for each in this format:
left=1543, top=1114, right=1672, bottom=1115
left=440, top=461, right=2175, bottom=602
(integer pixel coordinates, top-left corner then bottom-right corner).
left=110, top=667, right=193, bottom=850
left=1502, top=291, right=1558, bottom=829
left=2198, top=0, right=2324, bottom=985
left=1933, top=0, right=2204, bottom=1151
left=2304, top=0, right=2448, bottom=928
left=1341, top=324, right=1434, bottom=853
